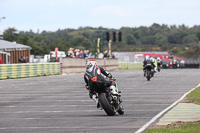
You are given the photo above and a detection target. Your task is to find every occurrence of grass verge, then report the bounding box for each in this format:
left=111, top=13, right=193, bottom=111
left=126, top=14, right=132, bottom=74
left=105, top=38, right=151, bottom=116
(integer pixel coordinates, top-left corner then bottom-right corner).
left=186, top=86, right=200, bottom=105
left=144, top=85, right=200, bottom=133
left=143, top=122, right=200, bottom=133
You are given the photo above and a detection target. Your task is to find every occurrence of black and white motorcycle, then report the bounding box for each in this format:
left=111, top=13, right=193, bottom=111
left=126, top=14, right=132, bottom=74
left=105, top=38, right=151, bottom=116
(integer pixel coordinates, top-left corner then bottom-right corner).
left=91, top=78, right=124, bottom=116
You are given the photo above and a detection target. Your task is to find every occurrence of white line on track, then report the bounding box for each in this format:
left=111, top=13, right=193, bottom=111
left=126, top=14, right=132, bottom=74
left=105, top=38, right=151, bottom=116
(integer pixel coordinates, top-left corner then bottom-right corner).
left=135, top=83, right=200, bottom=133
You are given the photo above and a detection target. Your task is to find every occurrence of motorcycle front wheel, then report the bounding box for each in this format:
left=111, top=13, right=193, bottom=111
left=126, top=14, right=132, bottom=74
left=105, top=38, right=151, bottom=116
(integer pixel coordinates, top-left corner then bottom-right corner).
left=99, top=93, right=116, bottom=116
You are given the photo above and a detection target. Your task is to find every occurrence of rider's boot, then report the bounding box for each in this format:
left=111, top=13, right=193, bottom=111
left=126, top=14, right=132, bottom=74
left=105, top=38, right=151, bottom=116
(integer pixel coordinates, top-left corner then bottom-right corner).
left=143, top=70, right=146, bottom=77
left=154, top=67, right=157, bottom=73
left=92, top=94, right=100, bottom=108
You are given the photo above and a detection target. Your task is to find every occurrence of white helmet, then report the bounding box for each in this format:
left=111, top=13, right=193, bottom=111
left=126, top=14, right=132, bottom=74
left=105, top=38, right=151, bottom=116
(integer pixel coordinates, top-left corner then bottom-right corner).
left=145, top=55, right=150, bottom=60
left=150, top=57, right=154, bottom=62
left=86, top=60, right=97, bottom=72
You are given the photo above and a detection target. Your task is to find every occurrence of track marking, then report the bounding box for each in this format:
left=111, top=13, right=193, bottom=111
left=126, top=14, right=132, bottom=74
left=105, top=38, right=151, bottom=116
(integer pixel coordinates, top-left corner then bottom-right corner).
left=135, top=83, right=200, bottom=133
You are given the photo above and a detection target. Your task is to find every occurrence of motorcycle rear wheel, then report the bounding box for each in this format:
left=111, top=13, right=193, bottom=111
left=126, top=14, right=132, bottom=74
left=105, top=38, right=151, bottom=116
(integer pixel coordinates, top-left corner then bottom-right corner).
left=146, top=71, right=151, bottom=81
left=99, top=93, right=116, bottom=116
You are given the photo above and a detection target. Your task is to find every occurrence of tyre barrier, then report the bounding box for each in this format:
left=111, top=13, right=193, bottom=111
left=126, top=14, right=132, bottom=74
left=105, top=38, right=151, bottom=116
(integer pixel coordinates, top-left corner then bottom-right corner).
left=0, top=63, right=60, bottom=80
left=119, top=62, right=143, bottom=70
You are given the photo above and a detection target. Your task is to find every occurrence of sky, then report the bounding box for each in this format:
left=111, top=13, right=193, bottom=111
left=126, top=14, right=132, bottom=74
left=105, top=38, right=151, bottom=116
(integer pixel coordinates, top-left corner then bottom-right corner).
left=0, top=0, right=200, bottom=33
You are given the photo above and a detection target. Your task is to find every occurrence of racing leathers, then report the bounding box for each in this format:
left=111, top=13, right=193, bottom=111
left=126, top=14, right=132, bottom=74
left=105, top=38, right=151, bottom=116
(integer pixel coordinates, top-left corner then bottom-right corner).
left=156, top=58, right=162, bottom=68
left=143, top=58, right=154, bottom=76
left=84, top=65, right=117, bottom=108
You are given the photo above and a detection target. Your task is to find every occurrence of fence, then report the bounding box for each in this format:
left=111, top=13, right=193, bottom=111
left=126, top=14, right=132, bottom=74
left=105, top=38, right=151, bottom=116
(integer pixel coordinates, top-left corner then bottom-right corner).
left=0, top=63, right=60, bottom=79
left=118, top=62, right=143, bottom=70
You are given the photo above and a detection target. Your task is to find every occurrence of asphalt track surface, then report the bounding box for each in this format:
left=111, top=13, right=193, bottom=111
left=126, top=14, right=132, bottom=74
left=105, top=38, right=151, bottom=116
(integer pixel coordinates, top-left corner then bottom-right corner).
left=0, top=69, right=199, bottom=133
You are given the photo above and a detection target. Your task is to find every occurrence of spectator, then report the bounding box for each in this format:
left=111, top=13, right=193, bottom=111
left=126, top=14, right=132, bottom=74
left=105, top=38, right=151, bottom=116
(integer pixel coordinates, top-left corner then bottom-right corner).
left=77, top=50, right=83, bottom=58
left=112, top=54, right=115, bottom=58
left=86, top=50, right=90, bottom=58
left=67, top=48, right=75, bottom=57
left=66, top=47, right=92, bottom=58
left=103, top=50, right=108, bottom=58
left=26, top=56, right=29, bottom=63
left=0, top=57, right=2, bottom=64
left=19, top=56, right=24, bottom=63
left=83, top=50, right=88, bottom=58
left=67, top=48, right=75, bottom=58
left=23, top=56, right=29, bottom=63
left=74, top=49, right=80, bottom=57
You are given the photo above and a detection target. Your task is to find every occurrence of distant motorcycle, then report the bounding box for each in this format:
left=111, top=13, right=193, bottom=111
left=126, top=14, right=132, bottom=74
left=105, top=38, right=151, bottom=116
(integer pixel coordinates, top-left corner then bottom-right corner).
left=91, top=78, right=124, bottom=116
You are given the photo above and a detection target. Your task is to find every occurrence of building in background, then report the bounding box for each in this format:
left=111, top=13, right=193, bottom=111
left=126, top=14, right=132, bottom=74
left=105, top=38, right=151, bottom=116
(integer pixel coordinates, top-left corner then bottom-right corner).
left=0, top=39, right=31, bottom=64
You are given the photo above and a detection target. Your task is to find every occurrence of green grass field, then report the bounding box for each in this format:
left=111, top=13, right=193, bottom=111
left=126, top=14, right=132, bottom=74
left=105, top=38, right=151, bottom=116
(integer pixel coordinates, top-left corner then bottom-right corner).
left=186, top=86, right=200, bottom=105
left=143, top=122, right=200, bottom=133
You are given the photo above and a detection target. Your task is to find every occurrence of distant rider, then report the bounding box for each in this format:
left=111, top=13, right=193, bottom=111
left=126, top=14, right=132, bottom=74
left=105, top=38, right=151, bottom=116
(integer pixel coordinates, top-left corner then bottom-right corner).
left=143, top=55, right=154, bottom=76
left=150, top=56, right=157, bottom=72
left=156, top=57, right=162, bottom=68
left=84, top=60, right=118, bottom=108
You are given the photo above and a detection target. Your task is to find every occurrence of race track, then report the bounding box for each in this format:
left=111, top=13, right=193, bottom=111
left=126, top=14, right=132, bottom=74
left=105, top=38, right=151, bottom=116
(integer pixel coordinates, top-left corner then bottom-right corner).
left=0, top=69, right=199, bottom=133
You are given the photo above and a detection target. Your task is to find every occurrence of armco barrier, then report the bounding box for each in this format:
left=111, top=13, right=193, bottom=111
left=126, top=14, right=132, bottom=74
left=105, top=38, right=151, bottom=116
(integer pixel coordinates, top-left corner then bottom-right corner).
left=119, top=62, right=143, bottom=70
left=0, top=63, right=60, bottom=79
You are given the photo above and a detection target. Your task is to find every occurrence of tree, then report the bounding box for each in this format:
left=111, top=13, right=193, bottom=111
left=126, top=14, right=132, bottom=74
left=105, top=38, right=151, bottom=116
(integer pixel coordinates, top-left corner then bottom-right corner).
left=3, top=28, right=18, bottom=42
left=182, top=34, right=198, bottom=44
left=126, top=34, right=137, bottom=45
left=50, top=38, right=70, bottom=51
left=69, top=36, right=92, bottom=49
left=154, top=34, right=168, bottom=45
left=140, top=36, right=156, bottom=45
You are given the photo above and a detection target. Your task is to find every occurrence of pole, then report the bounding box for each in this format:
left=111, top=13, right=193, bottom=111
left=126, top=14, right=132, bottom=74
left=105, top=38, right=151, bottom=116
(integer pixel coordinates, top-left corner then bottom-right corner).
left=97, top=38, right=100, bottom=56
left=108, top=40, right=112, bottom=58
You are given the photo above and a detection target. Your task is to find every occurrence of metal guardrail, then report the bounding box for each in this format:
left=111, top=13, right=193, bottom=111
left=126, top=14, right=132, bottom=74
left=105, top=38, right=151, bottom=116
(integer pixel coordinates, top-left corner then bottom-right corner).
left=0, top=63, right=60, bottom=79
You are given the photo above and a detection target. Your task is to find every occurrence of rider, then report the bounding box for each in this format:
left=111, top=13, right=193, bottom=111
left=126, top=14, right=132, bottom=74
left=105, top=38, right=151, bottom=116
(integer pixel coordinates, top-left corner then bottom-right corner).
left=84, top=60, right=118, bottom=108
left=150, top=56, right=157, bottom=72
left=156, top=57, right=162, bottom=68
left=143, top=55, right=153, bottom=76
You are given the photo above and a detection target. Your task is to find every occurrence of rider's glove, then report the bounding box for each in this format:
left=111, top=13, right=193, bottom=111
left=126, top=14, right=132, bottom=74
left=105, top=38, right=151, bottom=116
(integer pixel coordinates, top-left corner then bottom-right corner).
left=108, top=73, right=112, bottom=78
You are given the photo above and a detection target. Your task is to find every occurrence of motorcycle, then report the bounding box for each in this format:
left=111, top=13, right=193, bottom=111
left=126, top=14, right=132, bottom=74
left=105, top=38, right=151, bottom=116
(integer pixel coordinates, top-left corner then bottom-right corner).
left=169, top=60, right=177, bottom=69
left=91, top=78, right=124, bottom=116
left=145, top=64, right=154, bottom=81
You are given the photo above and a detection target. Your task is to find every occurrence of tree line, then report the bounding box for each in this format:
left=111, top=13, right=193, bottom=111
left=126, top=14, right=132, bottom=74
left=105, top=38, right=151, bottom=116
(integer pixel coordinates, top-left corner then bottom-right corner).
left=1, top=23, right=200, bottom=58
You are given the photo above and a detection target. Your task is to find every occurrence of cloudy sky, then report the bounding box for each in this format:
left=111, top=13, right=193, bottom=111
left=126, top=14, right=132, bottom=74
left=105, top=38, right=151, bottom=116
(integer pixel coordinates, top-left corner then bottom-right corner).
left=0, top=0, right=200, bottom=33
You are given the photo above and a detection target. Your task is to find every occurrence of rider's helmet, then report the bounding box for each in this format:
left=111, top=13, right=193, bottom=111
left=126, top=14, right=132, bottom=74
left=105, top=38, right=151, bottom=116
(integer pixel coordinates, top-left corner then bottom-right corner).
left=145, top=55, right=150, bottom=60
left=86, top=60, right=97, bottom=72
left=150, top=57, right=154, bottom=62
